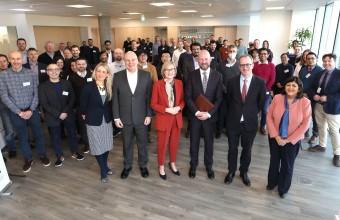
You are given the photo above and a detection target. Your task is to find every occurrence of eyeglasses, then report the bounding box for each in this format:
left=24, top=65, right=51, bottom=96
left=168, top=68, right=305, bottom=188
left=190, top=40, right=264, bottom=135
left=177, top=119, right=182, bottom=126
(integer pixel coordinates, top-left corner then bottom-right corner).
left=307, top=57, right=316, bottom=60
left=164, top=68, right=175, bottom=72
left=239, top=63, right=252, bottom=68
left=259, top=53, right=268, bottom=56
left=47, top=68, right=60, bottom=72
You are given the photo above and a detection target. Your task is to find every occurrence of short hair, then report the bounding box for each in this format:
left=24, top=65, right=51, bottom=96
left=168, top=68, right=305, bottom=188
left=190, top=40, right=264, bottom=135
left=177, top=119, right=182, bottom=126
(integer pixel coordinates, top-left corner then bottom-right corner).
left=17, top=38, right=26, bottom=44
left=104, top=40, right=111, bottom=44
left=161, top=61, right=177, bottom=77
left=99, top=51, right=108, bottom=57
left=228, top=45, right=237, bottom=50
left=88, top=38, right=93, bottom=41
left=76, top=57, right=87, bottom=64
left=322, top=53, right=337, bottom=61
left=259, top=48, right=268, bottom=54
left=280, top=52, right=289, bottom=58
left=252, top=48, right=259, bottom=54
left=190, top=42, right=201, bottom=51
left=27, top=48, right=38, bottom=53
left=53, top=56, right=64, bottom=64
left=306, top=52, right=317, bottom=58
left=238, top=38, right=243, bottom=41
left=71, top=45, right=79, bottom=50
left=281, top=76, right=304, bottom=99
left=223, top=39, right=228, bottom=43
left=239, top=54, right=254, bottom=63
left=63, top=48, right=71, bottom=52
left=210, top=40, right=217, bottom=45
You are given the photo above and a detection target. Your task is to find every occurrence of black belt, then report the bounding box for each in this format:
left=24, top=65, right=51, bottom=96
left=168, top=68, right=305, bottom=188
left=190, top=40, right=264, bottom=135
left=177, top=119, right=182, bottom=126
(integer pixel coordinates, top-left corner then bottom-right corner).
left=21, top=107, right=31, bottom=111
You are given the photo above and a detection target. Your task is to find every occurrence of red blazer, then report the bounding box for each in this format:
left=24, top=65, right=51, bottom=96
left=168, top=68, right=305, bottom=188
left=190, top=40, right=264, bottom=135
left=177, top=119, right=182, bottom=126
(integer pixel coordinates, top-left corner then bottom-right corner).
left=151, top=79, right=185, bottom=131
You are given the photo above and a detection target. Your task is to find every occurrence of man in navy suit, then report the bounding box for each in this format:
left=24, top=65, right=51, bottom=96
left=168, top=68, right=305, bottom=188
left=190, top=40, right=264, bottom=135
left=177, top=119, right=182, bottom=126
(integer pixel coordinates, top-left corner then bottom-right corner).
left=225, top=54, right=266, bottom=186
left=113, top=51, right=153, bottom=179
left=185, top=50, right=223, bottom=179
left=308, top=53, right=340, bottom=167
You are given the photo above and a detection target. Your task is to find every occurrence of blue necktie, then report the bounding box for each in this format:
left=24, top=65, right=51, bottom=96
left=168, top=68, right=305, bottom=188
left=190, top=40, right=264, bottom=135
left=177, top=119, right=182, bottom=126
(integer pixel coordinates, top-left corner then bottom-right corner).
left=280, top=95, right=297, bottom=138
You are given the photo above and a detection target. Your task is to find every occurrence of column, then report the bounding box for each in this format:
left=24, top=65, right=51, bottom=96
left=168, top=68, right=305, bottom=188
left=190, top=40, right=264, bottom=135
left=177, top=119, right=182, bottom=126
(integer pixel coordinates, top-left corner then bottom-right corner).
left=98, top=16, right=112, bottom=50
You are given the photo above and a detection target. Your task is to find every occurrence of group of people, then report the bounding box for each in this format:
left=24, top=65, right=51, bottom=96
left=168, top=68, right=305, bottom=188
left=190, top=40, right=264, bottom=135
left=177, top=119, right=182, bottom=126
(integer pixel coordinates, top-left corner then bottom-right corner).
left=0, top=35, right=339, bottom=200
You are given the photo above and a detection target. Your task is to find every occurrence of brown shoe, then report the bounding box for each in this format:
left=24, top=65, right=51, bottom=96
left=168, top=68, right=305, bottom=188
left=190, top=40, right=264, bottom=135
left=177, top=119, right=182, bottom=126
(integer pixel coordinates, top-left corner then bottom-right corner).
left=308, top=145, right=326, bottom=152
left=333, top=155, right=340, bottom=167
left=308, top=135, right=318, bottom=144
left=147, top=133, right=154, bottom=143
left=260, top=127, right=267, bottom=135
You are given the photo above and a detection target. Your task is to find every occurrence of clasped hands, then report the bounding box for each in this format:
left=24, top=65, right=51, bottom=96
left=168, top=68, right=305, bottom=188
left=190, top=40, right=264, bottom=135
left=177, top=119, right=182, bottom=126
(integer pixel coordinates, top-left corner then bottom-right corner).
left=313, top=94, right=327, bottom=102
left=275, top=136, right=289, bottom=146
left=19, top=110, right=33, bottom=120
left=196, top=111, right=209, bottom=121
left=165, top=106, right=181, bottom=115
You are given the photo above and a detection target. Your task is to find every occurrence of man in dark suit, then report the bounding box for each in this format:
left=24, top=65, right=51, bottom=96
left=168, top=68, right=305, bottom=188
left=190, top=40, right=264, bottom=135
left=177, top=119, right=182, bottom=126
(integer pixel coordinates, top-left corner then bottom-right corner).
left=23, top=48, right=48, bottom=84
left=113, top=51, right=153, bottom=179
left=38, top=63, right=84, bottom=167
left=308, top=53, right=340, bottom=167
left=225, top=54, right=266, bottom=186
left=185, top=50, right=223, bottom=179
left=103, top=40, right=115, bottom=64
left=123, top=37, right=132, bottom=53
left=38, top=41, right=56, bottom=65
left=179, top=42, right=201, bottom=83
left=54, top=43, right=65, bottom=59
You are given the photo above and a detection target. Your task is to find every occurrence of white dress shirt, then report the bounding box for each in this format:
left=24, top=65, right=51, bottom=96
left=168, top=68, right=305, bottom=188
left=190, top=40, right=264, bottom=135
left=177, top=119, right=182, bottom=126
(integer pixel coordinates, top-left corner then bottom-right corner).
left=126, top=69, right=138, bottom=94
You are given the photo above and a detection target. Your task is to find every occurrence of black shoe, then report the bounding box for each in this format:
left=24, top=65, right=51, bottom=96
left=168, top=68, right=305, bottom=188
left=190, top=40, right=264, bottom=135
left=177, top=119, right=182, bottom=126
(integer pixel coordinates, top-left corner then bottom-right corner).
left=240, top=172, right=251, bottom=186
left=113, top=129, right=122, bottom=138
left=30, top=143, right=36, bottom=149
left=188, top=166, right=196, bottom=178
left=215, top=130, right=221, bottom=139
left=279, top=192, right=288, bottom=198
left=54, top=156, right=64, bottom=167
left=168, top=162, right=180, bottom=176
left=83, top=145, right=90, bottom=154
left=185, top=130, right=190, bottom=138
left=120, top=167, right=132, bottom=179
left=224, top=172, right=235, bottom=184
left=266, top=185, right=275, bottom=190
left=8, top=151, right=17, bottom=159
left=206, top=168, right=215, bottom=180
left=140, top=167, right=149, bottom=178
left=159, top=172, right=167, bottom=180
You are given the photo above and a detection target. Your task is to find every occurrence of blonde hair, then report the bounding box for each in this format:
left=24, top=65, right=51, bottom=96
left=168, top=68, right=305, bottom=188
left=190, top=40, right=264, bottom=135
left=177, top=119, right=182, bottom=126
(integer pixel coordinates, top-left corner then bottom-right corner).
left=161, top=61, right=177, bottom=78
left=92, top=64, right=113, bottom=101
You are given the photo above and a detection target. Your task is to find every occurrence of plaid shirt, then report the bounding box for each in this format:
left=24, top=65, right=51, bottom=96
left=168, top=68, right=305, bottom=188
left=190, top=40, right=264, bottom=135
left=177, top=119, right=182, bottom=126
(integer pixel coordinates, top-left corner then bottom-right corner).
left=0, top=67, right=39, bottom=114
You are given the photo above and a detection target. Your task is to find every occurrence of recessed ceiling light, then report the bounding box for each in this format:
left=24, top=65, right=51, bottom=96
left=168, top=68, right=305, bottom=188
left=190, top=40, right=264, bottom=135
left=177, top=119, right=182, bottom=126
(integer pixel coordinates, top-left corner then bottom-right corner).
left=266, top=7, right=285, bottom=10
left=11, top=8, right=35, bottom=12
left=79, top=15, right=95, bottom=17
left=122, top=12, right=141, bottom=15
left=201, top=15, right=213, bottom=18
left=117, top=18, right=132, bottom=20
left=150, top=2, right=174, bottom=7
left=157, top=17, right=169, bottom=19
left=66, top=5, right=92, bottom=8
left=180, top=10, right=197, bottom=13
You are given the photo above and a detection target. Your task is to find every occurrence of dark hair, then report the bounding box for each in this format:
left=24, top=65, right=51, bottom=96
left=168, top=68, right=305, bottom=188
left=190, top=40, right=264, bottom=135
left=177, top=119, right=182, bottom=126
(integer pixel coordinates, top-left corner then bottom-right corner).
left=262, top=40, right=269, bottom=48
left=259, top=48, right=268, bottom=54
left=17, top=38, right=26, bottom=44
left=0, top=54, right=8, bottom=60
left=99, top=51, right=108, bottom=57
left=252, top=48, right=259, bottom=54
left=210, top=40, right=216, bottom=45
left=190, top=42, right=201, bottom=51
left=322, top=53, right=337, bottom=61
left=76, top=57, right=88, bottom=64
left=53, top=56, right=64, bottom=63
left=306, top=52, right=317, bottom=58
left=160, top=50, right=171, bottom=58
left=281, top=76, right=304, bottom=99
left=104, top=40, right=111, bottom=44
left=280, top=52, right=289, bottom=58
left=88, top=38, right=93, bottom=41
left=136, top=50, right=147, bottom=57
left=71, top=45, right=79, bottom=50
left=27, top=47, right=38, bottom=53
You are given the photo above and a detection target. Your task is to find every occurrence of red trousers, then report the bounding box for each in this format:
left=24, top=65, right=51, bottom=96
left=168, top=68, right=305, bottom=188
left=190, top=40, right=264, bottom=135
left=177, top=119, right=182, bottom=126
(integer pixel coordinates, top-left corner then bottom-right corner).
left=157, top=116, right=180, bottom=166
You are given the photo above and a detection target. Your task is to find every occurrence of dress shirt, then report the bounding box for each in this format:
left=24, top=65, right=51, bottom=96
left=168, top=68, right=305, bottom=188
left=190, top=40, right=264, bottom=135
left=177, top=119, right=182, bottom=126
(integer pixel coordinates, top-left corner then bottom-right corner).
left=152, top=42, right=161, bottom=55
left=108, top=61, right=126, bottom=76
left=77, top=71, right=87, bottom=78
left=29, top=62, right=39, bottom=75
left=47, top=52, right=55, bottom=59
left=194, top=68, right=211, bottom=118
left=240, top=74, right=253, bottom=122
left=0, top=67, right=39, bottom=114
left=127, top=69, right=138, bottom=94
left=194, top=58, right=199, bottom=70
left=172, top=48, right=186, bottom=67
left=226, top=59, right=236, bottom=67
left=20, top=50, right=28, bottom=64
left=319, top=68, right=335, bottom=89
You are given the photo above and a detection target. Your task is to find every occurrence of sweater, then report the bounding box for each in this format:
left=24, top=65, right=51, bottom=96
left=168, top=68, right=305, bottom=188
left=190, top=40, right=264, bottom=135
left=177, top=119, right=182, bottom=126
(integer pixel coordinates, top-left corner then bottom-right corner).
left=253, top=61, right=276, bottom=91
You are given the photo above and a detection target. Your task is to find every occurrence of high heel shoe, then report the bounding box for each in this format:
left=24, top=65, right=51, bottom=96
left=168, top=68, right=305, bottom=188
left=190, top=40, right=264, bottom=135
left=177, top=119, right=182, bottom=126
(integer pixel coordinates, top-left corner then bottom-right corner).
left=159, top=167, right=167, bottom=180
left=168, top=162, right=180, bottom=176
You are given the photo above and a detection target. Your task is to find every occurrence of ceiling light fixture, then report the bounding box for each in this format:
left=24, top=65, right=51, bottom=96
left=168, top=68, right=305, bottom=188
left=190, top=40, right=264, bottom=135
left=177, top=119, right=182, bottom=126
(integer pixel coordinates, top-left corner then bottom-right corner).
left=201, top=15, right=213, bottom=18
left=11, top=8, right=35, bottom=12
left=66, top=5, right=92, bottom=8
left=180, top=10, right=197, bottom=13
left=157, top=17, right=169, bottom=19
left=266, top=7, right=285, bottom=10
left=79, top=15, right=95, bottom=17
left=141, top=14, right=145, bottom=22
left=122, top=12, right=141, bottom=15
left=150, top=2, right=174, bottom=7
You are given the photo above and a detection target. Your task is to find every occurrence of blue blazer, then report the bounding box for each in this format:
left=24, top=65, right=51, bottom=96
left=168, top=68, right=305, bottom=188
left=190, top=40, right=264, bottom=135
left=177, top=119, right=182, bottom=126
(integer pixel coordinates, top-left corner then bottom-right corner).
left=80, top=81, right=112, bottom=126
left=310, top=68, right=340, bottom=115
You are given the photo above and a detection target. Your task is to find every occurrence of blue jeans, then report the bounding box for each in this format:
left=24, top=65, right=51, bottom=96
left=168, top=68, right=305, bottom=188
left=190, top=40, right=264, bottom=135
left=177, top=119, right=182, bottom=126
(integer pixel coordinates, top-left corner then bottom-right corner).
left=261, top=94, right=272, bottom=128
left=95, top=151, right=110, bottom=178
left=0, top=108, right=16, bottom=152
left=49, top=120, right=79, bottom=157
left=10, top=110, right=46, bottom=160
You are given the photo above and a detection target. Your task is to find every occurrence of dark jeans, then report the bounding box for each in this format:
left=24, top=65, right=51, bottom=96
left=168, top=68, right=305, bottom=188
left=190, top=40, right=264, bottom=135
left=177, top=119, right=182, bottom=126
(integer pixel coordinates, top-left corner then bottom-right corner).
left=217, top=96, right=227, bottom=131
left=49, top=120, right=79, bottom=157
left=260, top=94, right=272, bottom=128
left=311, top=101, right=318, bottom=137
left=267, top=138, right=300, bottom=194
left=0, top=108, right=16, bottom=152
left=10, top=110, right=46, bottom=160
left=95, top=151, right=110, bottom=179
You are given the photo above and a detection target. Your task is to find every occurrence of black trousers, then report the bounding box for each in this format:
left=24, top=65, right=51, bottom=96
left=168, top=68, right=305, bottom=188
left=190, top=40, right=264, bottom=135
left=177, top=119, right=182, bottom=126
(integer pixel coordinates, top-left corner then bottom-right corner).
left=217, top=96, right=227, bottom=131
left=267, top=138, right=300, bottom=194
left=189, top=119, right=215, bottom=169
left=227, top=123, right=257, bottom=173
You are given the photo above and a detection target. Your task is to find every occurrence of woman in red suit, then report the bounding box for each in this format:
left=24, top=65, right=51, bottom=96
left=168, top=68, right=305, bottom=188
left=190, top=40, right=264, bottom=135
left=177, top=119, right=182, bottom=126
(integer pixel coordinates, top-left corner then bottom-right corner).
left=151, top=61, right=185, bottom=180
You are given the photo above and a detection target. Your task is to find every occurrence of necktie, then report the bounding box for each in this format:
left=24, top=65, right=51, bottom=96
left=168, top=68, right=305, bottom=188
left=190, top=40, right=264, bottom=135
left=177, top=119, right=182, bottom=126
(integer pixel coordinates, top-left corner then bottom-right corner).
left=308, top=67, right=312, bottom=73
left=319, top=71, right=329, bottom=95
left=202, top=71, right=207, bottom=93
left=242, top=79, right=247, bottom=103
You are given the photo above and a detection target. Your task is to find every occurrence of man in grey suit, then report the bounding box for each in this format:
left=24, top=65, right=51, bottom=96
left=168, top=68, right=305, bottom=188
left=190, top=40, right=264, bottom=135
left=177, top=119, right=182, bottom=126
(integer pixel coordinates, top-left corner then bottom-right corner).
left=113, top=51, right=153, bottom=179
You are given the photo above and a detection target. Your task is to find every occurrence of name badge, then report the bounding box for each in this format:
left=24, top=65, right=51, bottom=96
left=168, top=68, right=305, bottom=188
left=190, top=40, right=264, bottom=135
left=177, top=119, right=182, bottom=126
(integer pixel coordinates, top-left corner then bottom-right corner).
left=40, top=69, right=46, bottom=73
left=317, top=87, right=321, bottom=93
left=23, top=82, right=30, bottom=86
left=87, top=78, right=93, bottom=82
left=266, top=91, right=270, bottom=95
left=93, top=50, right=96, bottom=53
left=211, top=57, right=215, bottom=60
left=305, top=73, right=311, bottom=78
left=62, top=91, right=69, bottom=96
left=284, top=69, right=289, bottom=73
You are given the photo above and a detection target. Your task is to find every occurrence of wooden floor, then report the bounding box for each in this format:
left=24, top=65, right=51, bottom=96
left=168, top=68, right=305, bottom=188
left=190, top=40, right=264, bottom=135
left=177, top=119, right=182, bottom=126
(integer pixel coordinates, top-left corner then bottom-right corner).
left=1, top=120, right=340, bottom=220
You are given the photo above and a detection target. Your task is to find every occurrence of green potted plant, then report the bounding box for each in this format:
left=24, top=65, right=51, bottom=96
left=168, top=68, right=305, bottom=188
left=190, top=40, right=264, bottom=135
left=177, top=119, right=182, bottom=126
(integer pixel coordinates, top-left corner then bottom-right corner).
left=287, top=27, right=313, bottom=49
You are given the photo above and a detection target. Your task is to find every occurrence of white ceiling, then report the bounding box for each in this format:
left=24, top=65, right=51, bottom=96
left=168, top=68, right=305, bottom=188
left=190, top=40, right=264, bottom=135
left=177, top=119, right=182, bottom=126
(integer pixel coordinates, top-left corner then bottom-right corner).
left=0, top=0, right=331, bottom=19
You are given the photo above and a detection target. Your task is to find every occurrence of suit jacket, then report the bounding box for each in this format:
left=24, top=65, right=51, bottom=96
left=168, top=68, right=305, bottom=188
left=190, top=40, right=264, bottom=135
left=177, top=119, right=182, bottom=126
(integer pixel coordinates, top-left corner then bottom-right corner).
left=309, top=68, right=340, bottom=115
left=217, top=60, right=240, bottom=93
left=178, top=53, right=195, bottom=82
left=38, top=79, right=76, bottom=127
left=38, top=52, right=56, bottom=65
left=23, top=62, right=48, bottom=83
left=185, top=68, right=223, bottom=123
left=112, top=69, right=153, bottom=125
left=226, top=74, right=266, bottom=131
left=80, top=81, right=112, bottom=126
left=54, top=50, right=65, bottom=59
left=151, top=79, right=185, bottom=131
